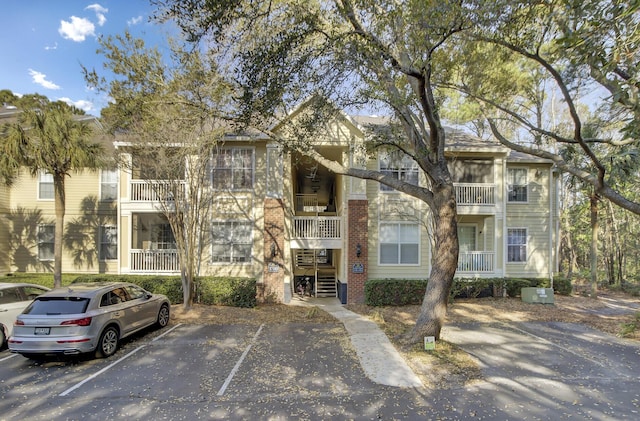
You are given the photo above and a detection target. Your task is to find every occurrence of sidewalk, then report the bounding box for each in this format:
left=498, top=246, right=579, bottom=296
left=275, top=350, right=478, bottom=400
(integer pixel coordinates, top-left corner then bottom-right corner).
left=290, top=296, right=423, bottom=388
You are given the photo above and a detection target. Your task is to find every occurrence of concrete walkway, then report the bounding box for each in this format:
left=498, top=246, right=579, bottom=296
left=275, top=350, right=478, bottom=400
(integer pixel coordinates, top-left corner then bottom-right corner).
left=289, top=296, right=423, bottom=388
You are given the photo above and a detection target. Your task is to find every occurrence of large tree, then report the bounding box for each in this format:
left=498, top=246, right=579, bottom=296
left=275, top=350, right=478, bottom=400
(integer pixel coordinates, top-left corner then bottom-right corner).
left=151, top=0, right=479, bottom=341
left=0, top=104, right=105, bottom=287
left=84, top=32, right=233, bottom=308
left=451, top=0, right=640, bottom=215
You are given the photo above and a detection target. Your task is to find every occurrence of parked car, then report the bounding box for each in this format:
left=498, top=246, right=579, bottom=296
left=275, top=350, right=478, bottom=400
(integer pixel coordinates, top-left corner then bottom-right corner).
left=8, top=282, right=170, bottom=359
left=0, top=283, right=50, bottom=348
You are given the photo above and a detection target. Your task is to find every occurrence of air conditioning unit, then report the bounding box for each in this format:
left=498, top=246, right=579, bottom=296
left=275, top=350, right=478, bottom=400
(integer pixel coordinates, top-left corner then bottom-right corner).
left=521, top=287, right=554, bottom=304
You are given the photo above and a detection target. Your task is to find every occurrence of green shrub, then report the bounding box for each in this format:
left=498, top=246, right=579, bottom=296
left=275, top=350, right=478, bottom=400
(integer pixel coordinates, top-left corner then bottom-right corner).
left=196, top=277, right=257, bottom=308
left=365, top=278, right=428, bottom=306
left=504, top=278, right=537, bottom=297
left=450, top=277, right=496, bottom=300
left=67, top=274, right=256, bottom=307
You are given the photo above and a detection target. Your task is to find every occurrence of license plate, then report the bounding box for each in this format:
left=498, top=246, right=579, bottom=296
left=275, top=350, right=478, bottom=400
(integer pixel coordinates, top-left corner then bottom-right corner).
left=34, top=327, right=50, bottom=335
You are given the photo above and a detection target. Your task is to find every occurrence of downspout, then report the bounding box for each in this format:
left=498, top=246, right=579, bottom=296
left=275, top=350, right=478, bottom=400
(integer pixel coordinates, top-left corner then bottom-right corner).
left=549, top=166, right=554, bottom=288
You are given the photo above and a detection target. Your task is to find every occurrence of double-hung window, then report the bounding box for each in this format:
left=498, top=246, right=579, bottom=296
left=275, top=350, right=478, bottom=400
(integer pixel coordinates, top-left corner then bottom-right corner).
left=379, top=222, right=419, bottom=264
left=211, top=221, right=252, bottom=263
left=210, top=148, right=254, bottom=190
left=38, top=171, right=54, bottom=200
left=507, top=228, right=527, bottom=262
left=151, top=223, right=176, bottom=250
left=100, top=170, right=118, bottom=201
left=507, top=168, right=528, bottom=202
left=379, top=150, right=419, bottom=192
left=38, top=224, right=55, bottom=261
left=99, top=226, right=118, bottom=260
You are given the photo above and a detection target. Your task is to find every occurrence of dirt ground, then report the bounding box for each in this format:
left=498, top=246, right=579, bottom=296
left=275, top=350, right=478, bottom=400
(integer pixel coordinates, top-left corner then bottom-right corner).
left=170, top=291, right=640, bottom=389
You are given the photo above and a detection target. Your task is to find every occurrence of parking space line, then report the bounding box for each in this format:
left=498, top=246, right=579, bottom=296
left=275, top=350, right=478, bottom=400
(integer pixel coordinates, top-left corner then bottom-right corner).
left=217, top=324, right=264, bottom=396
left=0, top=353, right=18, bottom=362
left=59, top=323, right=182, bottom=397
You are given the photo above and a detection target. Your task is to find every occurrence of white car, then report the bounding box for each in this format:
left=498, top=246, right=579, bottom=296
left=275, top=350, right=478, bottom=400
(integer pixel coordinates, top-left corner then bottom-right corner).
left=9, top=282, right=170, bottom=359
left=0, top=283, right=50, bottom=348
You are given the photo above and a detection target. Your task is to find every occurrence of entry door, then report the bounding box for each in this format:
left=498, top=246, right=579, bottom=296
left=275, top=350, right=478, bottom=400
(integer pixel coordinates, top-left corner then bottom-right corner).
left=458, top=225, right=477, bottom=252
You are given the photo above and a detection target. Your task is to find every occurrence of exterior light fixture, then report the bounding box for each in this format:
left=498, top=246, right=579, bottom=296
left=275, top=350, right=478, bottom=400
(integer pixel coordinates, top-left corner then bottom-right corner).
left=356, top=243, right=361, bottom=258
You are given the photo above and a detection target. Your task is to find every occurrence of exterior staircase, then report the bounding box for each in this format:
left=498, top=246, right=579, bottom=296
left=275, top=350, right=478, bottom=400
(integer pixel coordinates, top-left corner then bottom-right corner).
left=294, top=249, right=337, bottom=298
left=315, top=269, right=337, bottom=297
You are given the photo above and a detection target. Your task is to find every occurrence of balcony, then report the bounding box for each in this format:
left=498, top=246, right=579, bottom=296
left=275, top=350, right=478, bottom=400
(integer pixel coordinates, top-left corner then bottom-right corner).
left=457, top=251, right=495, bottom=273
left=130, top=180, right=185, bottom=202
left=130, top=249, right=180, bottom=273
left=454, top=183, right=496, bottom=214
left=291, top=216, right=342, bottom=249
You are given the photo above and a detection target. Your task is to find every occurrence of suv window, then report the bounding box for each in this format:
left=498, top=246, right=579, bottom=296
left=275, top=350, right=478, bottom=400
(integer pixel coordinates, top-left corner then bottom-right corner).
left=22, top=286, right=49, bottom=300
left=25, top=297, right=90, bottom=315
left=127, top=285, right=148, bottom=300
left=0, top=287, right=21, bottom=304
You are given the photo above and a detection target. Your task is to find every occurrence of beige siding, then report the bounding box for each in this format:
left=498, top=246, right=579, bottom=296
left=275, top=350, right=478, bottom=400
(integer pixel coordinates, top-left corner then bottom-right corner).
left=7, top=168, right=117, bottom=274
left=504, top=164, right=552, bottom=278
left=0, top=184, right=10, bottom=273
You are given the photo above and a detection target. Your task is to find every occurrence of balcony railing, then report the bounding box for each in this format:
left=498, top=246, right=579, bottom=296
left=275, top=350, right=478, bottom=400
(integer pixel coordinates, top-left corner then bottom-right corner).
left=454, top=183, right=496, bottom=206
left=457, top=251, right=495, bottom=272
left=293, top=216, right=342, bottom=239
left=130, top=249, right=180, bottom=272
left=130, top=180, right=185, bottom=202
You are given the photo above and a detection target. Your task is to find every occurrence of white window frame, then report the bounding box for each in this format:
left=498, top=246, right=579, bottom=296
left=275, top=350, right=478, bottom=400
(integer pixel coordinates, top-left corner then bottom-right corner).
left=507, top=227, right=528, bottom=263
left=209, top=147, right=255, bottom=191
left=378, top=222, right=420, bottom=265
left=99, top=225, right=118, bottom=260
left=38, top=224, right=55, bottom=261
left=38, top=171, right=54, bottom=200
left=507, top=168, right=528, bottom=203
left=210, top=220, right=253, bottom=264
left=151, top=223, right=176, bottom=250
left=379, top=150, right=419, bottom=192
left=100, top=169, right=118, bottom=201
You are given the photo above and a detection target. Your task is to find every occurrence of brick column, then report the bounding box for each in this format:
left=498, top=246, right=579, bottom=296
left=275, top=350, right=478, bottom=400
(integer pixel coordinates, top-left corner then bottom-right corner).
left=347, top=199, right=368, bottom=304
left=262, top=198, right=285, bottom=303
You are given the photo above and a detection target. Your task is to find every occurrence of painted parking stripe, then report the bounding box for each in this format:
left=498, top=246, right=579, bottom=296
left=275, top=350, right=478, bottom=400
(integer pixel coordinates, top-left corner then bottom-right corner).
left=217, top=324, right=264, bottom=396
left=59, top=324, right=182, bottom=397
left=0, top=353, right=18, bottom=362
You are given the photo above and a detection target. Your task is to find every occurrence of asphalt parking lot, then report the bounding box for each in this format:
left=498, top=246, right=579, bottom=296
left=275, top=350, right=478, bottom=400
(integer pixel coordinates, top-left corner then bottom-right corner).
left=2, top=317, right=640, bottom=420
left=0, top=322, right=428, bottom=420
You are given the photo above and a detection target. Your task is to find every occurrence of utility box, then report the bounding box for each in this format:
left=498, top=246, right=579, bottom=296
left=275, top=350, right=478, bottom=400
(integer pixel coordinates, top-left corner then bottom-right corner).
left=521, top=287, right=555, bottom=304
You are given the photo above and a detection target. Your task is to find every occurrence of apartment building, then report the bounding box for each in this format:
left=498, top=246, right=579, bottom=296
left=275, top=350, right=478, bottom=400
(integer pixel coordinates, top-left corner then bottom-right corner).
left=0, top=104, right=559, bottom=304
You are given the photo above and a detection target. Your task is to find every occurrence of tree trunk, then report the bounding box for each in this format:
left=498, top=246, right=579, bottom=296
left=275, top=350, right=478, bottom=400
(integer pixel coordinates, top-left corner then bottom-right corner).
left=410, top=184, right=458, bottom=341
left=589, top=193, right=599, bottom=298
left=53, top=174, right=66, bottom=289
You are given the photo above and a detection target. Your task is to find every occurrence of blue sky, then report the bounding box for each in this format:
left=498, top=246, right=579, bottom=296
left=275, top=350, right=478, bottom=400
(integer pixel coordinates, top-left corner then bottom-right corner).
left=0, top=1, right=174, bottom=115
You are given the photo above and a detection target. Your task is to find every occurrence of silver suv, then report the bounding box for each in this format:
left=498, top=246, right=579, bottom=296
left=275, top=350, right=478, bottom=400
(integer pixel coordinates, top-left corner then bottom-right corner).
left=9, top=282, right=170, bottom=359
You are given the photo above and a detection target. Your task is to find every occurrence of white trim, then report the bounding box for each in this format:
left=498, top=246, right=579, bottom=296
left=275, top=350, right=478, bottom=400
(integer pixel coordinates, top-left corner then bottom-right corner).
left=506, top=227, right=528, bottom=263
left=377, top=221, right=421, bottom=266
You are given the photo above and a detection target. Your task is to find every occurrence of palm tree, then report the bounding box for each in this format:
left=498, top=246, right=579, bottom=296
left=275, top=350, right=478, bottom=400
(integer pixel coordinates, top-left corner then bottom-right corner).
left=1, top=105, right=106, bottom=287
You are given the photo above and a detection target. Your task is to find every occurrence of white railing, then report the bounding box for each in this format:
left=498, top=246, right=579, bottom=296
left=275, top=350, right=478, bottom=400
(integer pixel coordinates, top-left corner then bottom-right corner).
left=454, top=183, right=496, bottom=206
left=457, top=251, right=495, bottom=272
left=293, top=216, right=342, bottom=239
left=130, top=249, right=180, bottom=272
left=295, top=194, right=325, bottom=213
left=130, top=180, right=185, bottom=202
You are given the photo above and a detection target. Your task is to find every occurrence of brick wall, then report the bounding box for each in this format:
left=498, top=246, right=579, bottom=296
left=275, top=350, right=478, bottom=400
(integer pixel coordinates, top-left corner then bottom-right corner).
left=347, top=199, right=368, bottom=303
left=262, top=198, right=285, bottom=302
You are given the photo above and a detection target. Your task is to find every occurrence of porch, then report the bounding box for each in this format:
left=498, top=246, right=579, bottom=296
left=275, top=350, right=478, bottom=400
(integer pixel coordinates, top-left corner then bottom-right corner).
left=457, top=251, right=495, bottom=273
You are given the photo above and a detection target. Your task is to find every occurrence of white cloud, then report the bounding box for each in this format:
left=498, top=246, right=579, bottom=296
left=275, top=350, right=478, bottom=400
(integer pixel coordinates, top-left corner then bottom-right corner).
left=59, top=16, right=95, bottom=42
left=127, top=16, right=143, bottom=26
left=44, top=42, right=58, bottom=51
left=85, top=4, right=108, bottom=26
left=59, top=97, right=94, bottom=113
left=28, top=69, right=61, bottom=90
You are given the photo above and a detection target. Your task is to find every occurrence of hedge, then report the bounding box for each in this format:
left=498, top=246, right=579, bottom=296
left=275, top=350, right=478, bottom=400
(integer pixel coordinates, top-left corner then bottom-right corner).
left=365, top=276, right=573, bottom=306
left=70, top=274, right=256, bottom=307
